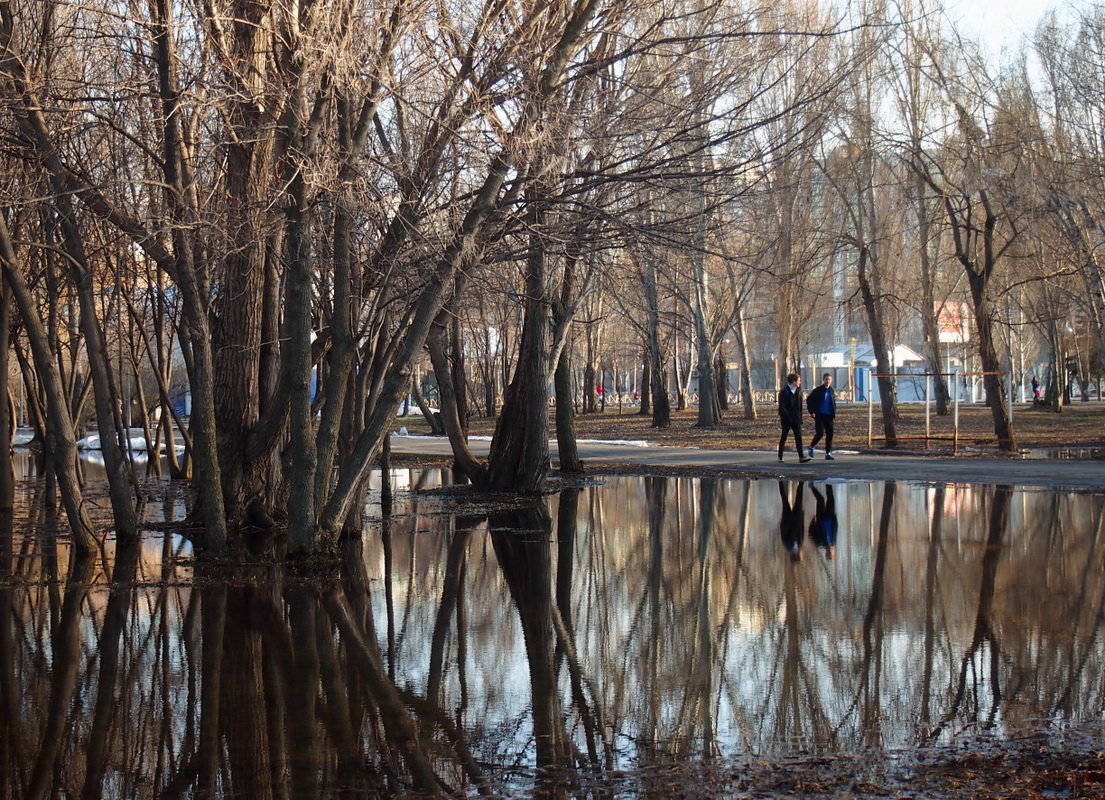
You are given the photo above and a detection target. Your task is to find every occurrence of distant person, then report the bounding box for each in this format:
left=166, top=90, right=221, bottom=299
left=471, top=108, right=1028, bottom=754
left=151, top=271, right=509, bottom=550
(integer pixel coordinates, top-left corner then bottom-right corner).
left=806, top=372, right=837, bottom=460
left=1031, top=375, right=1041, bottom=402
left=778, top=480, right=806, bottom=562
left=778, top=373, right=811, bottom=463
left=809, top=483, right=838, bottom=560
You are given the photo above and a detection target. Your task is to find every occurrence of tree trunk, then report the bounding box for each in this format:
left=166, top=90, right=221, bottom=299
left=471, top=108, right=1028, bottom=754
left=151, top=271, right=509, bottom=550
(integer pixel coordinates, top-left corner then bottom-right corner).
left=857, top=246, right=898, bottom=446
left=313, top=196, right=356, bottom=524
left=428, top=305, right=489, bottom=487
left=0, top=288, right=12, bottom=512
left=918, top=228, right=951, bottom=415
left=554, top=345, right=583, bottom=474
left=714, top=352, right=728, bottom=412
left=967, top=273, right=1017, bottom=450
left=282, top=154, right=317, bottom=552
left=582, top=328, right=597, bottom=414
left=643, top=258, right=670, bottom=427
left=450, top=307, right=470, bottom=430
left=733, top=311, right=757, bottom=420
left=692, top=263, right=718, bottom=426
left=487, top=198, right=552, bottom=494
left=150, top=0, right=227, bottom=549
left=638, top=349, right=651, bottom=416
left=0, top=219, right=97, bottom=557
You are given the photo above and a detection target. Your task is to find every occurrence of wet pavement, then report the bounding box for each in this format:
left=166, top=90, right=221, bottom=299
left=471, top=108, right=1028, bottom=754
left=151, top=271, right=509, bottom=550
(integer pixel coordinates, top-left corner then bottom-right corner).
left=389, top=434, right=1105, bottom=489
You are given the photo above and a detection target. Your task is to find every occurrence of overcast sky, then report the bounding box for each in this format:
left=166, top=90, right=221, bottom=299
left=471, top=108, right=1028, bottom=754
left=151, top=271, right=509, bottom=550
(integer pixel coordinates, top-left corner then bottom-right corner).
left=946, top=0, right=1076, bottom=57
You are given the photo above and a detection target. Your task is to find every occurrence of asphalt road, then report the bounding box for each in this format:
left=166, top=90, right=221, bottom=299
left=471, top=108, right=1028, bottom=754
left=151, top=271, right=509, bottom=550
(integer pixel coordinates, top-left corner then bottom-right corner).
left=388, top=434, right=1105, bottom=490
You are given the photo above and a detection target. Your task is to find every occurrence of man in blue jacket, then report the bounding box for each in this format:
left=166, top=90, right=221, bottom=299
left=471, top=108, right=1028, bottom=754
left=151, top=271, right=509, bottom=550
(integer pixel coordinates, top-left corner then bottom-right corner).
left=778, top=373, right=811, bottom=462
left=806, top=372, right=837, bottom=460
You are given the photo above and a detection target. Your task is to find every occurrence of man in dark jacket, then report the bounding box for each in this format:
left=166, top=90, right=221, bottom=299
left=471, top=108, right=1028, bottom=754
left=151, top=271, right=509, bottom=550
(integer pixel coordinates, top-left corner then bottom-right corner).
left=805, top=372, right=837, bottom=460
left=778, top=373, right=811, bottom=462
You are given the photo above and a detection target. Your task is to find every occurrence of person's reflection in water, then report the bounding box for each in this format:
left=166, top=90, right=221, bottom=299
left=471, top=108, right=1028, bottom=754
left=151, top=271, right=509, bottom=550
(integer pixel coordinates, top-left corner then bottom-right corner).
left=809, top=483, right=838, bottom=560
left=778, top=480, right=805, bottom=562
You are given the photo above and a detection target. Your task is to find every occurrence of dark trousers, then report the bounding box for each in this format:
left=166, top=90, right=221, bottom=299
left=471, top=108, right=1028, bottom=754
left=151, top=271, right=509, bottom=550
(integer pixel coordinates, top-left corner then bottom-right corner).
left=778, top=420, right=804, bottom=457
left=810, top=414, right=834, bottom=453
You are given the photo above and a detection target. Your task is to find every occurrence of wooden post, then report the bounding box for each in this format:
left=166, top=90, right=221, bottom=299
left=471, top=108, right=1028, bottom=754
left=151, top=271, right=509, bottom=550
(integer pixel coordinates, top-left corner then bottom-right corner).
left=867, top=385, right=873, bottom=448
left=953, top=373, right=960, bottom=454
left=925, top=375, right=931, bottom=451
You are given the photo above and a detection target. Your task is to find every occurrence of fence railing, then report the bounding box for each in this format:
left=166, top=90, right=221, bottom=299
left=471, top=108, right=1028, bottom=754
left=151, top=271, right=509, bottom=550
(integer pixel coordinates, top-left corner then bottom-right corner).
left=867, top=371, right=1013, bottom=452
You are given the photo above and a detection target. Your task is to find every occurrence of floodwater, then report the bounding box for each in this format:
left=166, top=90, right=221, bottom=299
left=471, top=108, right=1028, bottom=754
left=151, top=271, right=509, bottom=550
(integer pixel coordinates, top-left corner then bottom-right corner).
left=2, top=467, right=1104, bottom=798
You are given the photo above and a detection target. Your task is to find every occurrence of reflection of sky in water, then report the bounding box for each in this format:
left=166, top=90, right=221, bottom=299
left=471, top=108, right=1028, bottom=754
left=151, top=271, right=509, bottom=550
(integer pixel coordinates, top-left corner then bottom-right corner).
left=5, top=469, right=1105, bottom=795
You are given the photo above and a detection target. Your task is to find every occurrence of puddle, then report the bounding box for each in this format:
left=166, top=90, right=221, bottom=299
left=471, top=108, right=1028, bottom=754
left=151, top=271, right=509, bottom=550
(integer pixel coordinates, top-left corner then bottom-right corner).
left=3, top=472, right=1104, bottom=797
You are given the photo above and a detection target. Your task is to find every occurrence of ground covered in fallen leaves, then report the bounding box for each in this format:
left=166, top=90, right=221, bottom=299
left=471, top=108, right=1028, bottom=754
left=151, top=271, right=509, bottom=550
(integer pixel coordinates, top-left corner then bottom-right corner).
left=444, top=401, right=1105, bottom=456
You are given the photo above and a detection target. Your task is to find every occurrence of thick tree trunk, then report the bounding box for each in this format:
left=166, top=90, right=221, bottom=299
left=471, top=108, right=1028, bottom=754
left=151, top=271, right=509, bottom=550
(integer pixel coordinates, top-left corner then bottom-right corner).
left=450, top=309, right=470, bottom=430
left=150, top=0, right=227, bottom=550
left=487, top=205, right=552, bottom=493
left=554, top=346, right=583, bottom=474
left=283, top=165, right=317, bottom=552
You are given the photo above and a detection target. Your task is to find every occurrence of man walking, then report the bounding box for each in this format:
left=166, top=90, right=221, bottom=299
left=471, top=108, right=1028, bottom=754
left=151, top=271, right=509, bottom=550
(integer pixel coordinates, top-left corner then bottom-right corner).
left=778, top=373, right=811, bottom=463
left=806, top=372, right=837, bottom=460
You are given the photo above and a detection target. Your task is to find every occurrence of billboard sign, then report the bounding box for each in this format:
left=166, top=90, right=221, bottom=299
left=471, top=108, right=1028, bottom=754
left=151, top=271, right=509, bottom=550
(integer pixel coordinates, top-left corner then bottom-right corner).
left=937, top=301, right=971, bottom=343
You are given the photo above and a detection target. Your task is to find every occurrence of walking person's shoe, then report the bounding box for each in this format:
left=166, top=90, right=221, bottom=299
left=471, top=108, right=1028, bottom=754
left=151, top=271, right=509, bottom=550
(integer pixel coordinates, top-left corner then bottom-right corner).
left=799, top=455, right=812, bottom=463
left=778, top=454, right=785, bottom=462
left=807, top=445, right=815, bottom=458
left=825, top=453, right=835, bottom=460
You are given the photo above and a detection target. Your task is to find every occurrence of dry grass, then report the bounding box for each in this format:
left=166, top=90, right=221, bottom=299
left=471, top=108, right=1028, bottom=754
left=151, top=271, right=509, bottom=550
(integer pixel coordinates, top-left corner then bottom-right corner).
left=402, top=401, right=1105, bottom=455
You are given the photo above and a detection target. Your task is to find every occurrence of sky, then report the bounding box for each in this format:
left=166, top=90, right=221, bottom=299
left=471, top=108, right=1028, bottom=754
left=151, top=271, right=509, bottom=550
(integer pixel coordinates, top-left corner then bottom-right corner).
left=945, top=0, right=1076, bottom=57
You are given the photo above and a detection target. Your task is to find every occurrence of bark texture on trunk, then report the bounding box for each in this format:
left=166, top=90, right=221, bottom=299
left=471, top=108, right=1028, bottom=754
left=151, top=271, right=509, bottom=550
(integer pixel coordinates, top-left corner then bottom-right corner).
left=487, top=224, right=552, bottom=493
left=856, top=247, right=899, bottom=446
left=554, top=346, right=583, bottom=474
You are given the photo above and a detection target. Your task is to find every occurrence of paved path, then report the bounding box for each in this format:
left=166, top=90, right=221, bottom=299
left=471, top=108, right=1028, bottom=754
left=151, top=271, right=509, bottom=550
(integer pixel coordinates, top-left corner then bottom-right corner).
left=389, top=435, right=1105, bottom=490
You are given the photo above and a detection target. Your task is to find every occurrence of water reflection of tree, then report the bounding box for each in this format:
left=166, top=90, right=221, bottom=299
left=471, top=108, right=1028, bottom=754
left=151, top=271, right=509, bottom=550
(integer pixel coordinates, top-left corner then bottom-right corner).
left=7, top=476, right=1105, bottom=795
left=5, top=539, right=496, bottom=797
left=860, top=483, right=895, bottom=747
left=490, top=504, right=573, bottom=786
left=28, top=555, right=92, bottom=800
left=926, top=486, right=1010, bottom=742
